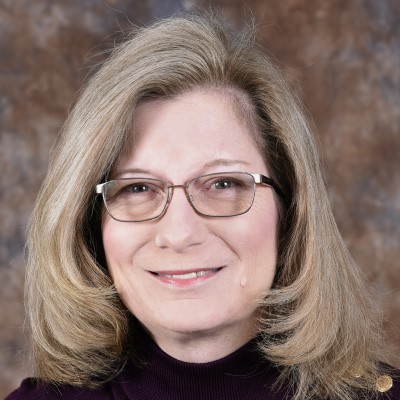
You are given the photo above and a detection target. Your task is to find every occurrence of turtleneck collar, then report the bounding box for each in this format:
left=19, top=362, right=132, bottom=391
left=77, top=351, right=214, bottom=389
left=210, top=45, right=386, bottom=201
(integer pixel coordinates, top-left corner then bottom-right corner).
left=116, top=333, right=290, bottom=400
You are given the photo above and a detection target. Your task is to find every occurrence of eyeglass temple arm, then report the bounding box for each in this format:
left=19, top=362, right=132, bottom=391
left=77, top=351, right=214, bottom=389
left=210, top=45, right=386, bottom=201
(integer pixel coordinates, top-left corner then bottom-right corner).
left=96, top=183, right=106, bottom=194
left=250, top=174, right=285, bottom=199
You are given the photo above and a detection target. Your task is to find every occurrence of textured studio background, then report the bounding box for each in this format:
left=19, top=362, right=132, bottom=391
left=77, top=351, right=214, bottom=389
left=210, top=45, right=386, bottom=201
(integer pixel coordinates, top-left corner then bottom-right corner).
left=1, top=0, right=399, bottom=397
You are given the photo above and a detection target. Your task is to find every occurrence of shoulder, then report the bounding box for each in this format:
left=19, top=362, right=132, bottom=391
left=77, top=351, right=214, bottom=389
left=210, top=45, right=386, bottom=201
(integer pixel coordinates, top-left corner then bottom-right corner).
left=5, top=378, right=113, bottom=400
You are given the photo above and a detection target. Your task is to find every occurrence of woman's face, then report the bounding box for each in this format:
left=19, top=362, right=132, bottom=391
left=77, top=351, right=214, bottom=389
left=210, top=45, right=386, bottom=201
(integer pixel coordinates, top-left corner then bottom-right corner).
left=102, top=90, right=278, bottom=346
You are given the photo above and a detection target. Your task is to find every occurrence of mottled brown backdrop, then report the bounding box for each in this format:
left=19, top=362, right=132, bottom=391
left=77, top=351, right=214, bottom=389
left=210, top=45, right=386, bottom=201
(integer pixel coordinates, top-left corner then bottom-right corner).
left=1, top=0, right=399, bottom=397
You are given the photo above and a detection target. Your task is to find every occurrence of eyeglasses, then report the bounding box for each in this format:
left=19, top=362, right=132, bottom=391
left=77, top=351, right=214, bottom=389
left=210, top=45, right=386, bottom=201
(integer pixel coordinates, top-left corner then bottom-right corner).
left=96, top=171, right=282, bottom=222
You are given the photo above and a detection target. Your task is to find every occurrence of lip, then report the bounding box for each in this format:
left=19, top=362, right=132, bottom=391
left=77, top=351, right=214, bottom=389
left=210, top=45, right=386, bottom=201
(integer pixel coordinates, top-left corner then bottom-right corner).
left=148, top=267, right=224, bottom=287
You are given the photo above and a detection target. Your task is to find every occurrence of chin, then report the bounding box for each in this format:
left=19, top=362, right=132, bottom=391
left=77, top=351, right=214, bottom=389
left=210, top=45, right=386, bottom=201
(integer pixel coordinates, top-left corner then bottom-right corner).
left=149, top=308, right=254, bottom=338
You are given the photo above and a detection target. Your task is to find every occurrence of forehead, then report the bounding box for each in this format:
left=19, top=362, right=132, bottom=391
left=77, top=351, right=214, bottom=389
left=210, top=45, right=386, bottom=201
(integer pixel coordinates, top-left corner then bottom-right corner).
left=113, top=90, right=267, bottom=179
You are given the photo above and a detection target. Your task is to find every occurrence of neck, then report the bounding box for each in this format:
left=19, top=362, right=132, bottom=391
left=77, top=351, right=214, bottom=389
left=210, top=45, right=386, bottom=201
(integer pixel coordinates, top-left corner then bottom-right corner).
left=149, top=321, right=260, bottom=363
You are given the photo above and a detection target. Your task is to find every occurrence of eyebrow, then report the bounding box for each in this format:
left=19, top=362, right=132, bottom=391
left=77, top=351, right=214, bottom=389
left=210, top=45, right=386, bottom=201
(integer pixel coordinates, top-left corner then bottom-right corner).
left=112, top=167, right=151, bottom=179
left=113, top=158, right=250, bottom=179
left=202, top=158, right=250, bottom=169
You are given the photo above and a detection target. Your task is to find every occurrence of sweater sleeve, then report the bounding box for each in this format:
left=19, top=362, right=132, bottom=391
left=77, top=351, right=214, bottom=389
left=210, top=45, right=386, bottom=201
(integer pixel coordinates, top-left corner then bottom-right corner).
left=5, top=378, right=112, bottom=400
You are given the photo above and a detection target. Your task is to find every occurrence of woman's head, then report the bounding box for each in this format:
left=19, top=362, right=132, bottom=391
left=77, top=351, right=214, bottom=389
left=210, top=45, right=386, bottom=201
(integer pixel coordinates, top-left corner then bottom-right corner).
left=27, top=13, right=381, bottom=398
left=46, top=13, right=308, bottom=281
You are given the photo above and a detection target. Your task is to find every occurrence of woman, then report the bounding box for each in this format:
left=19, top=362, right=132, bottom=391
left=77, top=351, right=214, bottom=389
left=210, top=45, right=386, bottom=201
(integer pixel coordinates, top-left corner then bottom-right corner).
left=7, top=13, right=399, bottom=400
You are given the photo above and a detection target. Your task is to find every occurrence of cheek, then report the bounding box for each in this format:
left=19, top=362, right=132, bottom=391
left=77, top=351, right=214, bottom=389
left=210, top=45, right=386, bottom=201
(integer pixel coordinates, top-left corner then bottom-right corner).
left=102, top=216, right=150, bottom=265
left=101, top=219, right=146, bottom=308
left=238, top=198, right=279, bottom=290
left=102, top=218, right=124, bottom=268
left=101, top=218, right=142, bottom=287
left=237, top=196, right=278, bottom=254
left=101, top=220, right=125, bottom=291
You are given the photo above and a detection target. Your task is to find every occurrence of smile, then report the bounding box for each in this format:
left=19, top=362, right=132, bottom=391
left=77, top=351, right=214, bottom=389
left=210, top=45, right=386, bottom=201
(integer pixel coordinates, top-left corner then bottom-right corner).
left=155, top=268, right=221, bottom=280
left=149, top=267, right=223, bottom=286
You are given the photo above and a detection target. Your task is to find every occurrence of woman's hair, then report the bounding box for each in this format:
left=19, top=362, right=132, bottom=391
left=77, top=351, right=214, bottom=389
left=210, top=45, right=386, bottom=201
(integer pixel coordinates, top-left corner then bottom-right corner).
left=26, top=12, right=384, bottom=399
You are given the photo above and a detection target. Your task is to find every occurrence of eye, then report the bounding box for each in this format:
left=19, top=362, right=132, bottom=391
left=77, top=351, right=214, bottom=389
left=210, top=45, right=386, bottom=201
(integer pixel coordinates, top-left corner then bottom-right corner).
left=104, top=179, right=167, bottom=209
left=130, top=184, right=150, bottom=193
left=116, top=181, right=157, bottom=198
left=214, top=179, right=234, bottom=190
left=200, top=176, right=245, bottom=193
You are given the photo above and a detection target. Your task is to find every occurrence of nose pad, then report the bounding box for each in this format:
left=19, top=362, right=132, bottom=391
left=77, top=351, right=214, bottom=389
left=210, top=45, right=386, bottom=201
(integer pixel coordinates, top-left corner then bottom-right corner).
left=187, top=193, right=197, bottom=212
left=166, top=189, right=173, bottom=205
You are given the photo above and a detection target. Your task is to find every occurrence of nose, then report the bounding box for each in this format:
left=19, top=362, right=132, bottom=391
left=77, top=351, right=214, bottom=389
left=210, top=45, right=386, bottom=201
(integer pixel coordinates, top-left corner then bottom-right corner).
left=155, top=187, right=207, bottom=252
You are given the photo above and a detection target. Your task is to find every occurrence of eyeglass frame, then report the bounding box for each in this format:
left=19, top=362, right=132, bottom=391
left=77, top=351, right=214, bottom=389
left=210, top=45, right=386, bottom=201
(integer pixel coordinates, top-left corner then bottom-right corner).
left=95, top=172, right=283, bottom=222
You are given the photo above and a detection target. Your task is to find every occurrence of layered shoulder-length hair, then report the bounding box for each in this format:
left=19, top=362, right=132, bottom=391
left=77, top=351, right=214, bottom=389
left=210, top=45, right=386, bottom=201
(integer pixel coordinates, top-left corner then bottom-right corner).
left=26, top=12, right=384, bottom=400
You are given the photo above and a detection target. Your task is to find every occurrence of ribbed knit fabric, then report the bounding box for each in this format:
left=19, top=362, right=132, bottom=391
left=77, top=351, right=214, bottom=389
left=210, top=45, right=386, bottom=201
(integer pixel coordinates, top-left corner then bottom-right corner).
left=114, top=335, right=289, bottom=400
left=6, top=335, right=400, bottom=399
left=7, top=335, right=291, bottom=400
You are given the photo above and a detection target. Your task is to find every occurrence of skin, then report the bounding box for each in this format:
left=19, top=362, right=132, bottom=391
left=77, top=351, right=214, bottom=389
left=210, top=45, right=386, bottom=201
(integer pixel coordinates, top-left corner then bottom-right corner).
left=102, top=89, right=279, bottom=362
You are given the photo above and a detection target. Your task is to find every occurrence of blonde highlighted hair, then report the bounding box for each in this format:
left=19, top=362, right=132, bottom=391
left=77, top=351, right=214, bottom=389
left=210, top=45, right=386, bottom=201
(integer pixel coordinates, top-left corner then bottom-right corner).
left=26, top=13, right=383, bottom=399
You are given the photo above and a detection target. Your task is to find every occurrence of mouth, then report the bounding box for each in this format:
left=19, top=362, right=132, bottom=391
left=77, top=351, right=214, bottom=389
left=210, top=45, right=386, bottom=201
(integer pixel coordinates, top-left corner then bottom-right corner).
left=149, top=267, right=224, bottom=286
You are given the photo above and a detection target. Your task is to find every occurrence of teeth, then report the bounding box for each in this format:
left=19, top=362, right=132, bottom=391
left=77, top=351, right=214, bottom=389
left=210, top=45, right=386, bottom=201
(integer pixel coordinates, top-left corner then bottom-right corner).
left=165, top=272, right=197, bottom=279
left=159, top=268, right=219, bottom=280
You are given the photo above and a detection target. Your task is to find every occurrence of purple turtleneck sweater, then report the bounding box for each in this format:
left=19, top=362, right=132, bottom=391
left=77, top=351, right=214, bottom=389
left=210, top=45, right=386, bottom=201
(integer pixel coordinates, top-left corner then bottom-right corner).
left=6, top=335, right=400, bottom=399
left=7, top=336, right=289, bottom=400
